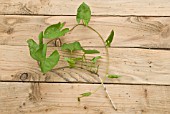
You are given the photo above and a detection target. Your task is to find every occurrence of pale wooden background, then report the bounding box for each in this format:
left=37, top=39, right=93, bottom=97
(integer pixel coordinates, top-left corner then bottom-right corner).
left=0, top=0, right=170, bottom=114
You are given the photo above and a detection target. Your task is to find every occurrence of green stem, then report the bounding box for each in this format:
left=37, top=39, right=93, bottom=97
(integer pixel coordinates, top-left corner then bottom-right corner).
left=51, top=23, right=110, bottom=89
left=74, top=24, right=116, bottom=110
left=67, top=24, right=110, bottom=76
left=86, top=25, right=109, bottom=76
left=48, top=23, right=115, bottom=110
left=70, top=24, right=79, bottom=31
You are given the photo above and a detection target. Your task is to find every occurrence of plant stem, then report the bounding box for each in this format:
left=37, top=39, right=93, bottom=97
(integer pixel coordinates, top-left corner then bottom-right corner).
left=85, top=25, right=117, bottom=110
left=70, top=24, right=79, bottom=31
left=49, top=23, right=116, bottom=110
left=66, top=23, right=110, bottom=75
left=47, top=38, right=55, bottom=44
left=86, top=25, right=109, bottom=75
left=70, top=24, right=116, bottom=110
left=46, top=38, right=62, bottom=46
left=94, top=74, right=117, bottom=110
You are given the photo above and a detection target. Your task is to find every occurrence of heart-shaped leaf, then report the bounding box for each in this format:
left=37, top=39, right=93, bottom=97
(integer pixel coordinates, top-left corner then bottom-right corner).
left=61, top=41, right=83, bottom=53
left=27, top=39, right=59, bottom=73
left=40, top=50, right=60, bottom=73
left=76, top=2, right=91, bottom=26
left=83, top=49, right=100, bottom=54
left=44, top=22, right=69, bottom=39
left=105, top=30, right=114, bottom=47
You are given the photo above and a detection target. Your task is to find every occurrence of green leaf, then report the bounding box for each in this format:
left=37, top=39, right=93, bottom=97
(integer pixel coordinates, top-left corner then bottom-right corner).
left=27, top=39, right=47, bottom=62
left=64, top=57, right=76, bottom=68
left=44, top=22, right=69, bottom=39
left=105, top=30, right=114, bottom=47
left=38, top=31, right=43, bottom=47
left=107, top=74, right=120, bottom=78
left=83, top=49, right=100, bottom=54
left=91, top=56, right=102, bottom=63
left=42, top=44, right=47, bottom=58
left=74, top=57, right=83, bottom=61
left=27, top=39, right=59, bottom=73
left=34, top=44, right=47, bottom=61
left=81, top=92, right=92, bottom=97
left=40, top=50, right=60, bottom=73
left=64, top=57, right=82, bottom=68
left=27, top=39, right=40, bottom=61
left=61, top=41, right=83, bottom=53
left=76, top=2, right=91, bottom=26
left=27, top=32, right=44, bottom=61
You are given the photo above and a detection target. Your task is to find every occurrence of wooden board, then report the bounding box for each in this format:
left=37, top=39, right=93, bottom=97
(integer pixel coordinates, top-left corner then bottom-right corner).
left=0, top=0, right=170, bottom=16
left=1, top=45, right=170, bottom=85
left=0, top=82, right=170, bottom=114
left=1, top=15, right=170, bottom=48
left=1, top=1, right=170, bottom=114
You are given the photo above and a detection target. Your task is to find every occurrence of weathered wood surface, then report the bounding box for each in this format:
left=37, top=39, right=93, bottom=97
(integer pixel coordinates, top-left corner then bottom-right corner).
left=1, top=15, right=170, bottom=48
left=0, top=1, right=170, bottom=114
left=0, top=0, right=170, bottom=16
left=0, top=82, right=170, bottom=114
left=1, top=45, right=170, bottom=84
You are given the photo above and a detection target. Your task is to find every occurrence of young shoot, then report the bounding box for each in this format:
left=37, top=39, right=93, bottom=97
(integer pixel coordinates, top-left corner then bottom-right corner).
left=27, top=2, right=120, bottom=110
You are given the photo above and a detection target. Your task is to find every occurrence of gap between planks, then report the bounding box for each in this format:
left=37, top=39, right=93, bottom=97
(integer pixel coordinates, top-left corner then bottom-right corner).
left=1, top=44, right=170, bottom=51
left=2, top=14, right=170, bottom=17
left=0, top=80, right=170, bottom=86
left=1, top=0, right=170, bottom=16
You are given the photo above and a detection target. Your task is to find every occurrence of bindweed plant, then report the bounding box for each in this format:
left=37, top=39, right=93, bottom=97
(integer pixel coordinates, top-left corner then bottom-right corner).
left=27, top=2, right=120, bottom=110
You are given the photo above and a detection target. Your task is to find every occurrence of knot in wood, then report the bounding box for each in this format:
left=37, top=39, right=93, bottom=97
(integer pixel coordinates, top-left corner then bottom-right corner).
left=7, top=28, right=14, bottom=34
left=20, top=73, right=29, bottom=81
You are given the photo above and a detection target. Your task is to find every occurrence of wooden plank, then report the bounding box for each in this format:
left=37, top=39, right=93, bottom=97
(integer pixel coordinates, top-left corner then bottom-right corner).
left=1, top=15, right=170, bottom=48
left=0, top=0, right=170, bottom=16
left=1, top=45, right=170, bottom=85
left=0, top=82, right=170, bottom=114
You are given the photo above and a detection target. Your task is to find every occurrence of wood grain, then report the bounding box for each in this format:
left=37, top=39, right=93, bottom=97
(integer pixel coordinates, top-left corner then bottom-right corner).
left=1, top=15, right=170, bottom=48
left=0, top=82, right=170, bottom=114
left=0, top=1, right=170, bottom=114
left=1, top=45, right=170, bottom=85
left=0, top=0, right=170, bottom=16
